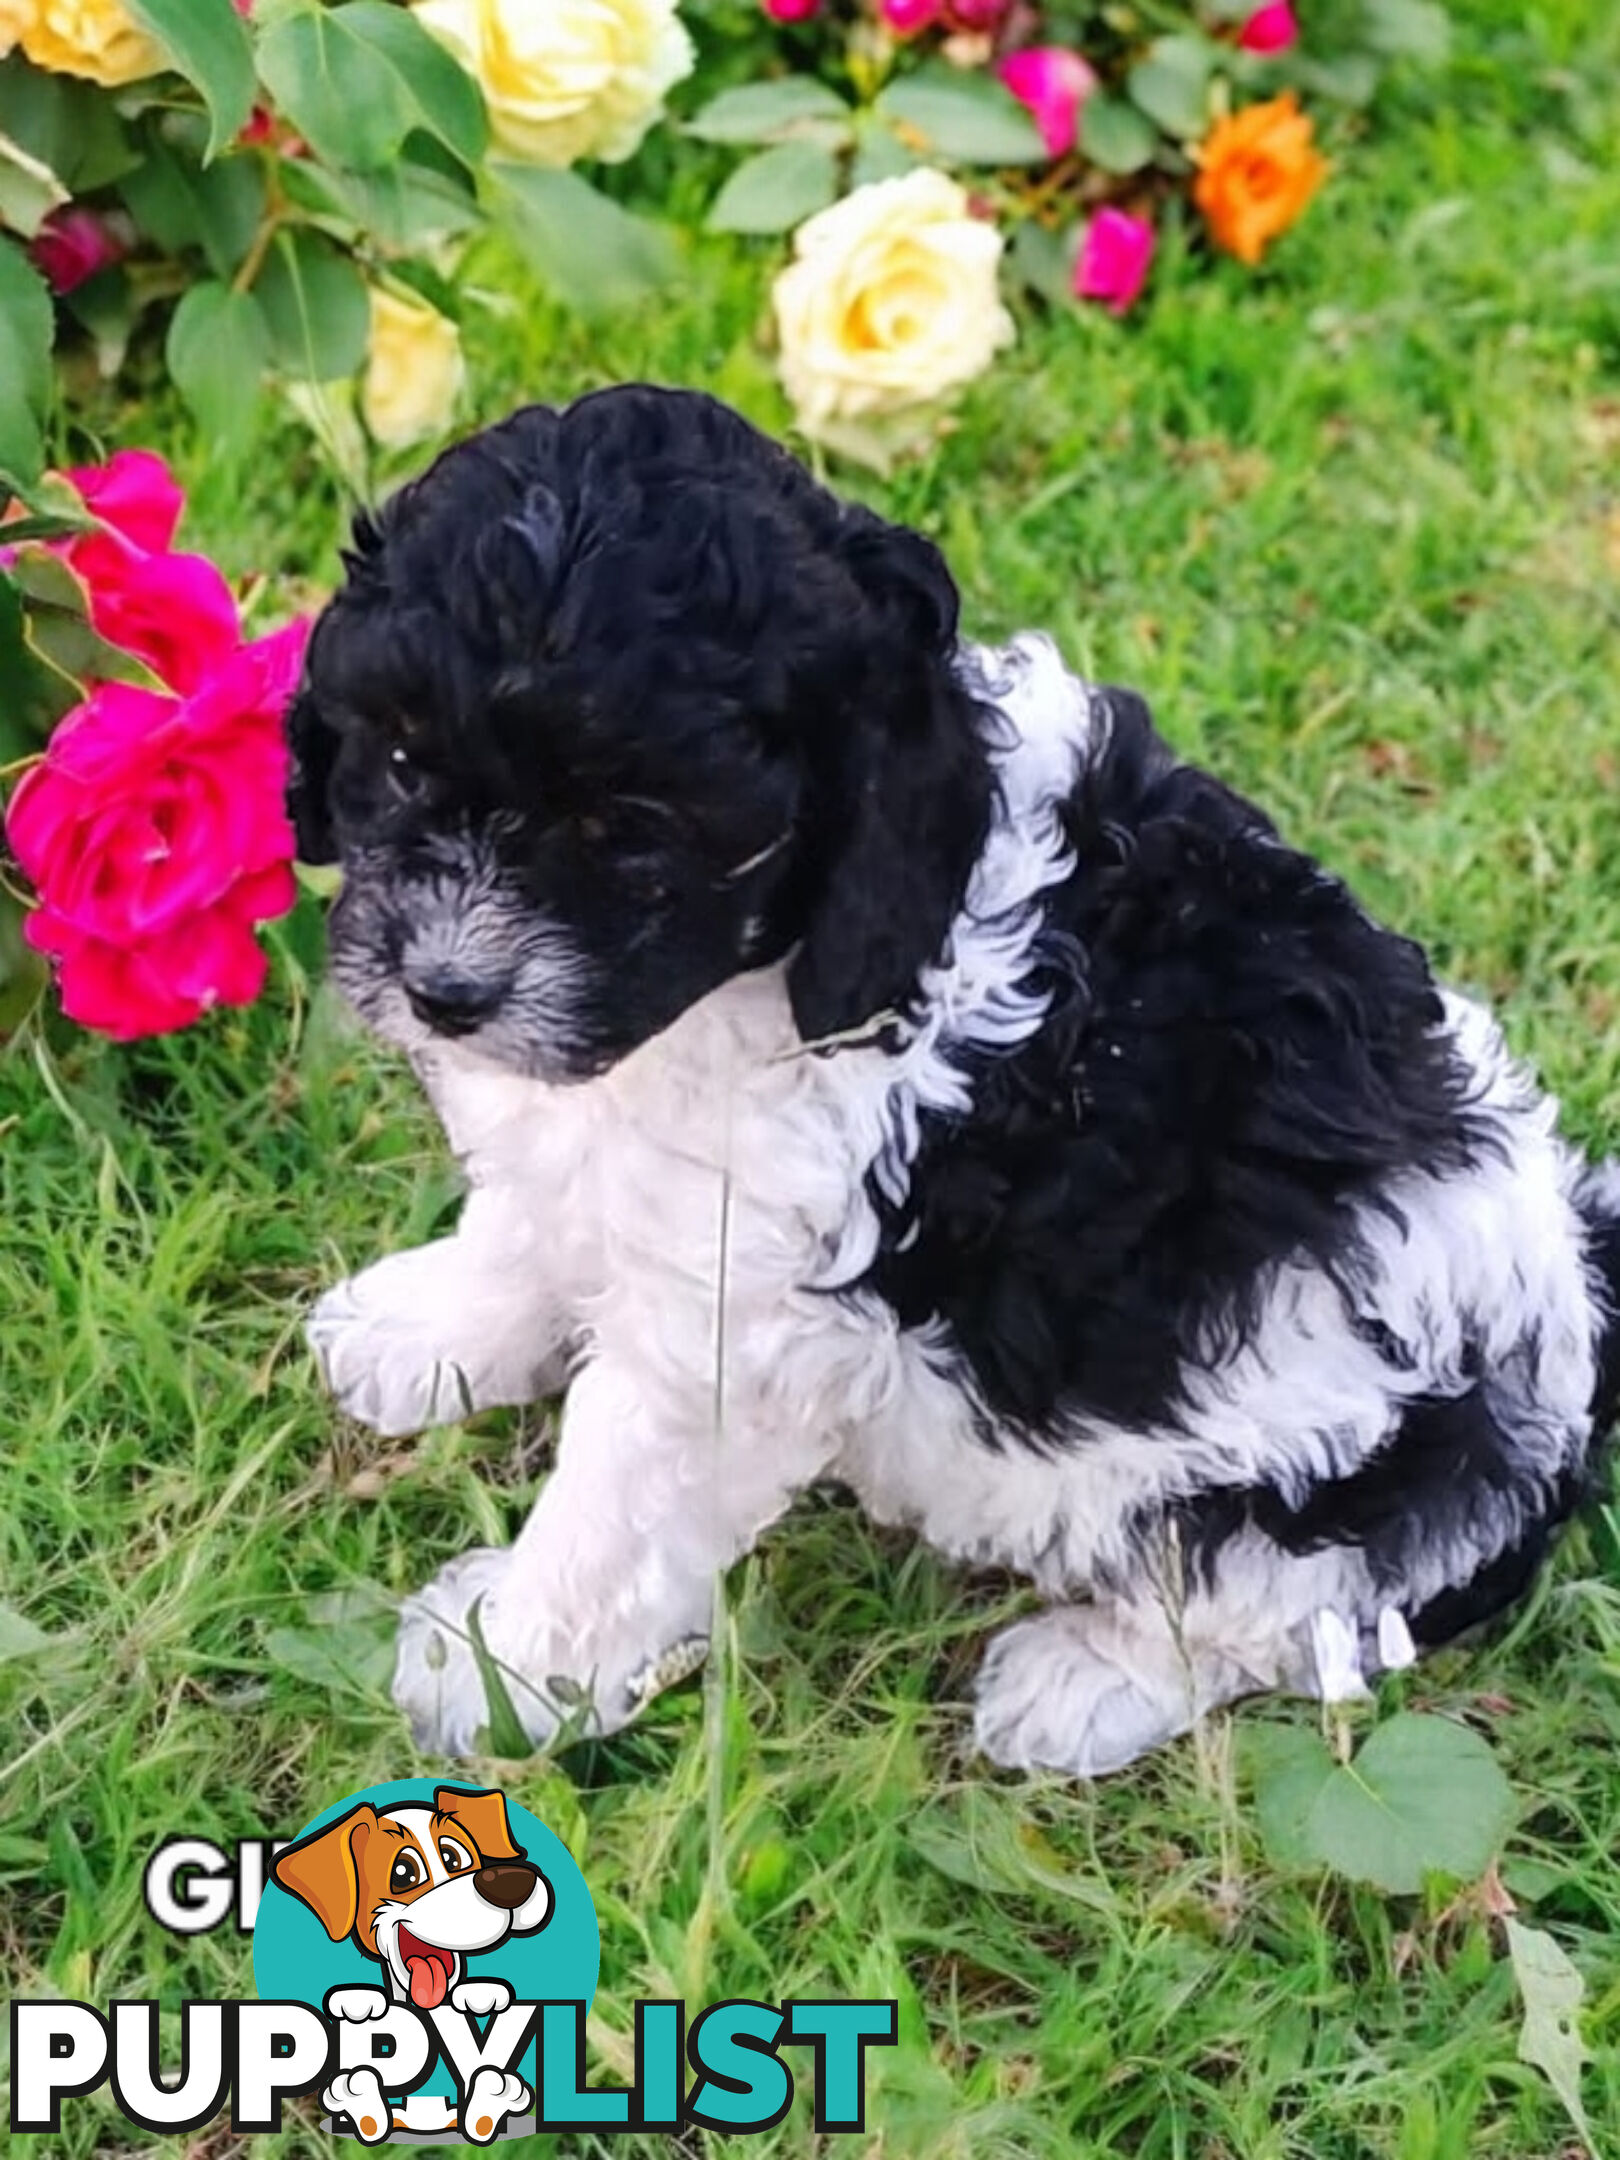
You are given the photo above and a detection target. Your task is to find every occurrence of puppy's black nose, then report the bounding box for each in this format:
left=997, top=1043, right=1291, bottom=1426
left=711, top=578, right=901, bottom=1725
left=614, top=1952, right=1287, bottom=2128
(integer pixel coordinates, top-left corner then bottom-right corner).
left=403, top=966, right=504, bottom=1037
left=474, top=1862, right=538, bottom=1910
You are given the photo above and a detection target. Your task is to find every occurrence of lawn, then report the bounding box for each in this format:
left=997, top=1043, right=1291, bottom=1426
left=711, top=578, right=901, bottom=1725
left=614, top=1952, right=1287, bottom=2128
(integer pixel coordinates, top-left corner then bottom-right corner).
left=5, top=1, right=1620, bottom=2153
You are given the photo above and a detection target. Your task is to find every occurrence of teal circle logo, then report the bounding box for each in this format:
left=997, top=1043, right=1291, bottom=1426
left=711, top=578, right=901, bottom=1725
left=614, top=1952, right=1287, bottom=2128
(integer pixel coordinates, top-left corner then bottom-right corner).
left=253, top=1779, right=598, bottom=2141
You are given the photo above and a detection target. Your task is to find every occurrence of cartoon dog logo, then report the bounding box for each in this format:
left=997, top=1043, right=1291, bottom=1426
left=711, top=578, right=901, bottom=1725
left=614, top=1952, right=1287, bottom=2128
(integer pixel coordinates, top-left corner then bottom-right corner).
left=271, top=1783, right=553, bottom=2141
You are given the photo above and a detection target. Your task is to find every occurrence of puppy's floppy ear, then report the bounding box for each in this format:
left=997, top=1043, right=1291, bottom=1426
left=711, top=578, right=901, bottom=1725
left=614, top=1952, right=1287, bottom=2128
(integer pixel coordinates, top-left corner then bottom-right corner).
left=284, top=685, right=339, bottom=866
left=787, top=515, right=991, bottom=1045
left=271, top=1804, right=377, bottom=1941
left=433, top=1784, right=522, bottom=1863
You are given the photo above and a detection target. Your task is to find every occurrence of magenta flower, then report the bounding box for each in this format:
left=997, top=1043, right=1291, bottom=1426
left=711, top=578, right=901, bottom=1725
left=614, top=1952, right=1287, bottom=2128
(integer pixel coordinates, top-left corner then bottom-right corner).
left=1238, top=1, right=1299, bottom=54
left=1073, top=207, right=1155, bottom=316
left=998, top=47, right=1096, bottom=159
left=880, top=0, right=942, bottom=32
left=30, top=207, right=125, bottom=295
left=761, top=0, right=819, bottom=18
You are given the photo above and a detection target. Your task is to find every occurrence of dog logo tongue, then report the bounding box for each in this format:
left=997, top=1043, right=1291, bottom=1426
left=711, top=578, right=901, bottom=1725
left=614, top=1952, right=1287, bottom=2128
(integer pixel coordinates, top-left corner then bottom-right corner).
left=399, top=1927, right=453, bottom=2009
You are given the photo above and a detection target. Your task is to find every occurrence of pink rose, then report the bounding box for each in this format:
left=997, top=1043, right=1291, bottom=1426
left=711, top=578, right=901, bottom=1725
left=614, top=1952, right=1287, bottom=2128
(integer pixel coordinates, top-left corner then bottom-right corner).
left=1238, top=2, right=1299, bottom=54
left=761, top=0, right=819, bottom=16
left=77, top=547, right=244, bottom=697
left=880, top=0, right=942, bottom=32
left=64, top=449, right=186, bottom=560
left=1073, top=207, right=1155, bottom=316
left=56, top=449, right=241, bottom=694
left=6, top=619, right=310, bottom=1040
left=998, top=47, right=1095, bottom=159
left=30, top=207, right=126, bottom=295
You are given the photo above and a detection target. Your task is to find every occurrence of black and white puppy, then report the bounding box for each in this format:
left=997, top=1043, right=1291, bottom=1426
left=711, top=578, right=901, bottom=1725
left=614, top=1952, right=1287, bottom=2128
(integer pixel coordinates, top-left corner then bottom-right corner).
left=290, top=385, right=1620, bottom=1775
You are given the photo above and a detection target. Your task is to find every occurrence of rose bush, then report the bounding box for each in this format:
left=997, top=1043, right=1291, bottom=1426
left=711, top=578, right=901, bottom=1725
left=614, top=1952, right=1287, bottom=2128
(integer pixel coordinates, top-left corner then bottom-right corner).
left=1, top=450, right=308, bottom=1040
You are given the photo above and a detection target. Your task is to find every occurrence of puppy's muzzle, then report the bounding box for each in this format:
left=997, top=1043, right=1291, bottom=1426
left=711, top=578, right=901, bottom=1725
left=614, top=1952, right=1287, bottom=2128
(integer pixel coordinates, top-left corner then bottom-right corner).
left=403, top=964, right=508, bottom=1038
left=474, top=1861, right=539, bottom=1910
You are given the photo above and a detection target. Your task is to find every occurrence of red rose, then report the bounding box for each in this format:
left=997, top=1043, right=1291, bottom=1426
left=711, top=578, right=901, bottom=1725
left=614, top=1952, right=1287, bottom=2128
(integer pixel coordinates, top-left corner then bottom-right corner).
left=6, top=619, right=310, bottom=1040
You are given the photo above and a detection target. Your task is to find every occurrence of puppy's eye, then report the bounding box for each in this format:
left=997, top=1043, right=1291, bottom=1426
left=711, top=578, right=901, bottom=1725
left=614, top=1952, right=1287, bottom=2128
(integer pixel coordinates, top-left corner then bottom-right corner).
left=387, top=745, right=427, bottom=803
left=438, top=1838, right=472, bottom=1875
left=389, top=1851, right=424, bottom=1893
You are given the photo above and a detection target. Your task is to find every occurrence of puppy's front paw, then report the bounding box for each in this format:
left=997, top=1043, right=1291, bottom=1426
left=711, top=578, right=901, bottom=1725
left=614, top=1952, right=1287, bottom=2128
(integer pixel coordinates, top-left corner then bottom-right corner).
left=450, top=1976, right=513, bottom=2017
left=462, top=2067, right=530, bottom=2145
left=392, top=1547, right=572, bottom=1757
left=310, top=1254, right=483, bottom=1436
left=324, top=2068, right=391, bottom=2144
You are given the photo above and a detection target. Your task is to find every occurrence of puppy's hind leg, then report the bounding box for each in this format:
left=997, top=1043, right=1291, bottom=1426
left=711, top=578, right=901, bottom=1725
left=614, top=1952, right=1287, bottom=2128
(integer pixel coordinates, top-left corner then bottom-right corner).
left=310, top=1187, right=579, bottom=1436
left=974, top=1533, right=1378, bottom=1778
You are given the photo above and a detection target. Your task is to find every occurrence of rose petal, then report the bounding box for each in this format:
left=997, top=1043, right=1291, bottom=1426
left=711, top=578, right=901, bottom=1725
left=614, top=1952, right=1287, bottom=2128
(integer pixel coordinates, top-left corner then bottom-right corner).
left=64, top=449, right=185, bottom=558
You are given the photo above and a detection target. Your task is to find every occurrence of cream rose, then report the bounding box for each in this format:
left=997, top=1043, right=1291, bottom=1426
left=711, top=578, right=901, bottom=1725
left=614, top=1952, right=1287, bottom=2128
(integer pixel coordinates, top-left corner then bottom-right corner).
left=413, top=0, right=693, bottom=167
left=773, top=169, right=1015, bottom=459
left=9, top=0, right=164, bottom=88
left=362, top=288, right=466, bottom=450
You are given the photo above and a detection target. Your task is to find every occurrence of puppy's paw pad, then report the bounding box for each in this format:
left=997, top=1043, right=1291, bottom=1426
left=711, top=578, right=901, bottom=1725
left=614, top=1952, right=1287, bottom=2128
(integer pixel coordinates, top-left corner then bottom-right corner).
left=462, top=2067, right=530, bottom=2144
left=326, top=1985, right=389, bottom=2023
left=325, top=2068, right=391, bottom=2144
left=450, top=1977, right=514, bottom=2017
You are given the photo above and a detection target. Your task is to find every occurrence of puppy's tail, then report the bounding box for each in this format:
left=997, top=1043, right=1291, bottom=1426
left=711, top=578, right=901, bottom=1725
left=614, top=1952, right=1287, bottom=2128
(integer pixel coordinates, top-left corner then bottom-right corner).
left=1576, top=1159, right=1620, bottom=1438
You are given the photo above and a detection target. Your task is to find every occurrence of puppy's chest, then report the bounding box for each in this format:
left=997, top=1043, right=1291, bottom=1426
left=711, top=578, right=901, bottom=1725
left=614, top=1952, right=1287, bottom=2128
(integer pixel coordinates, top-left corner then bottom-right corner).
left=428, top=978, right=874, bottom=1297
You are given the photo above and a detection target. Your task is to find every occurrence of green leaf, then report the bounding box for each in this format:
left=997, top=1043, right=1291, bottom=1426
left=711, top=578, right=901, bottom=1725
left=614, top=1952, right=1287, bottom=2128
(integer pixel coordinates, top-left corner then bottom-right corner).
left=124, top=0, right=256, bottom=161
left=876, top=65, right=1046, bottom=166
left=288, top=139, right=485, bottom=250
left=0, top=54, right=137, bottom=195
left=259, top=1, right=487, bottom=176
left=849, top=116, right=915, bottom=188
left=118, top=132, right=265, bottom=277
left=1247, top=1724, right=1339, bottom=1871
left=1079, top=93, right=1161, bottom=176
left=257, top=8, right=412, bottom=173
left=191, top=153, right=267, bottom=280
left=1295, top=53, right=1381, bottom=105
left=1127, top=35, right=1217, bottom=140
left=1506, top=1919, right=1594, bottom=2152
left=686, top=75, right=852, bottom=146
left=492, top=163, right=676, bottom=315
left=0, top=128, right=67, bottom=237
left=167, top=280, right=270, bottom=450
left=252, top=225, right=369, bottom=380
left=1253, top=1711, right=1516, bottom=1894
left=1363, top=0, right=1452, bottom=63
left=337, top=1, right=487, bottom=167
left=0, top=237, right=53, bottom=490
left=708, top=139, right=838, bottom=235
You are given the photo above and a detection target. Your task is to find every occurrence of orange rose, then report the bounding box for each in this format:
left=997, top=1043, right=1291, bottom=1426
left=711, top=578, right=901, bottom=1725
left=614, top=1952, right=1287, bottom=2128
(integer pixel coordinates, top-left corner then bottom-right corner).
left=1194, top=93, right=1327, bottom=267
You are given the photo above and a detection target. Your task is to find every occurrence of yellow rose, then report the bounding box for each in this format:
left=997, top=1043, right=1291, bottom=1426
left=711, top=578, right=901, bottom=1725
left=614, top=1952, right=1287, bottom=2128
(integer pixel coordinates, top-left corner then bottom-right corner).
left=773, top=169, right=1014, bottom=463
left=362, top=287, right=466, bottom=450
left=13, top=0, right=164, bottom=88
left=0, top=0, right=34, bottom=62
left=413, top=0, right=693, bottom=167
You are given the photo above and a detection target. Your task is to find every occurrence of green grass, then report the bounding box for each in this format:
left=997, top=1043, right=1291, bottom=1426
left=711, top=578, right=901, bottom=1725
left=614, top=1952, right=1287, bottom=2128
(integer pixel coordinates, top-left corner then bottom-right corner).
left=6, top=2, right=1620, bottom=2152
